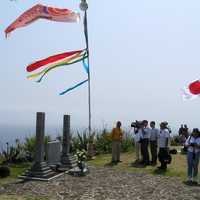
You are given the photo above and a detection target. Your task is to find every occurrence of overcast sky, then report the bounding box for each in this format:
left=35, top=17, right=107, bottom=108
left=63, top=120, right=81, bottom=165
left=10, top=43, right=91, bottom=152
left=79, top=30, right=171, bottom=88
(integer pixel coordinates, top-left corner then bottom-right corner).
left=1, top=0, right=200, bottom=135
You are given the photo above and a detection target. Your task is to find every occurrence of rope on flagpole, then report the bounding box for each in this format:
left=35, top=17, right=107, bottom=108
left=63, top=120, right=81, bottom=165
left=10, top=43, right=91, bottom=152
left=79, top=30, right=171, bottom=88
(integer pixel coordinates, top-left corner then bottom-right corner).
left=80, top=0, right=92, bottom=136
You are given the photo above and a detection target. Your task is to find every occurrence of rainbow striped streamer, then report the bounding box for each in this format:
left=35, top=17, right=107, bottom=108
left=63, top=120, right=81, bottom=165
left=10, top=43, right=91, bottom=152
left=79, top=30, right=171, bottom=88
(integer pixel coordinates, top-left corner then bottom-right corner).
left=27, top=49, right=88, bottom=82
left=26, top=49, right=89, bottom=95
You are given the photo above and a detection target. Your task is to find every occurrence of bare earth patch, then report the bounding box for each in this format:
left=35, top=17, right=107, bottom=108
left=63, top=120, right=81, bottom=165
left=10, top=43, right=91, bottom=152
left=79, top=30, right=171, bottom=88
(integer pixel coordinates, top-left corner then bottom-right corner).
left=1, top=166, right=200, bottom=200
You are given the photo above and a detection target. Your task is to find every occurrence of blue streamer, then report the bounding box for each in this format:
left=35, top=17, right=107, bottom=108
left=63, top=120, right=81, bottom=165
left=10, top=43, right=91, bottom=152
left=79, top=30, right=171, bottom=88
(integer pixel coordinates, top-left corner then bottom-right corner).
left=82, top=57, right=89, bottom=74
left=59, top=79, right=88, bottom=95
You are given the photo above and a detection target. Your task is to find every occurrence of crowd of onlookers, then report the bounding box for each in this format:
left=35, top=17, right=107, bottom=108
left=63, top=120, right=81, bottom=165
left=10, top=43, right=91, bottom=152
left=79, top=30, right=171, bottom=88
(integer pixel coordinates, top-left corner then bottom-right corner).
left=110, top=121, right=200, bottom=185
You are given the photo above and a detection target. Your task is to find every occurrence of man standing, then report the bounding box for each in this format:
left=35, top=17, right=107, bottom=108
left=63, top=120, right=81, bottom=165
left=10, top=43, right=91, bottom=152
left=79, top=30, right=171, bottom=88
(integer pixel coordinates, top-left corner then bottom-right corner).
left=149, top=121, right=159, bottom=165
left=140, top=120, right=150, bottom=165
left=111, top=121, right=123, bottom=164
left=158, top=122, right=170, bottom=170
left=131, top=121, right=143, bottom=163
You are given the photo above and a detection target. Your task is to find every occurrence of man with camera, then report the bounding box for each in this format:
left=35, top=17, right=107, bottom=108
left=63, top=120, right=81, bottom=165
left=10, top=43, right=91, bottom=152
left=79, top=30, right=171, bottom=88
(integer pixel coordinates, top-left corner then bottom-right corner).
left=185, top=128, right=200, bottom=185
left=131, top=121, right=143, bottom=163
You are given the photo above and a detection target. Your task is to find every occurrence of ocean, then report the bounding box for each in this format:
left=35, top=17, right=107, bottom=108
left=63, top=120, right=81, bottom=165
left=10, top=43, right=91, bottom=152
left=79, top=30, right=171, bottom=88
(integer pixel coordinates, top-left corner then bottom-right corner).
left=0, top=124, right=62, bottom=151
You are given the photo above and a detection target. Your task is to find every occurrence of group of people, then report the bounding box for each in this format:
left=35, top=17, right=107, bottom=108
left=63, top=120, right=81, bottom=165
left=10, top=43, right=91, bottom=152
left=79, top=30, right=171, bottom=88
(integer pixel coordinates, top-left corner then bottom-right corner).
left=111, top=120, right=171, bottom=170
left=110, top=120, right=200, bottom=185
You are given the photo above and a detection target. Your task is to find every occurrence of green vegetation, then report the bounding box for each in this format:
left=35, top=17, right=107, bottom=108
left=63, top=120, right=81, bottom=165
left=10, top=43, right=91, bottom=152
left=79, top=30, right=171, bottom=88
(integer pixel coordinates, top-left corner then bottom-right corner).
left=0, top=162, right=31, bottom=186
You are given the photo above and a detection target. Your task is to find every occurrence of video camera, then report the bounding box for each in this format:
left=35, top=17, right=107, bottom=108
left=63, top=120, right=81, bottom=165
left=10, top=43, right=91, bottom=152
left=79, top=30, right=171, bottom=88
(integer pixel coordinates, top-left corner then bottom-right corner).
left=131, top=120, right=143, bottom=129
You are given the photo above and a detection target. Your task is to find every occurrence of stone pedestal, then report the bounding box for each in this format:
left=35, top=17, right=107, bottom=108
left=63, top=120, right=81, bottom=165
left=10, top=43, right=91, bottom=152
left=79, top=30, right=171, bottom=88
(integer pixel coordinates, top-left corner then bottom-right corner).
left=59, top=115, right=77, bottom=170
left=47, top=140, right=61, bottom=165
left=19, top=112, right=59, bottom=181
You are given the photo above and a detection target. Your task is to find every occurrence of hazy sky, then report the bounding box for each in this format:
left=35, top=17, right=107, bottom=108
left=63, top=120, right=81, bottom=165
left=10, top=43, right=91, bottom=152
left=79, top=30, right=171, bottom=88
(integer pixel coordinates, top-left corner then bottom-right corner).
left=1, top=0, right=200, bottom=134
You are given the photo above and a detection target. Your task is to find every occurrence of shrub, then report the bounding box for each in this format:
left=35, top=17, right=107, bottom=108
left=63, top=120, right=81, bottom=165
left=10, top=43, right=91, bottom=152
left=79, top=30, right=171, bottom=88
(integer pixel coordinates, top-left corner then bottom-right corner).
left=121, top=133, right=133, bottom=152
left=2, top=140, right=26, bottom=164
left=95, top=130, right=112, bottom=154
left=0, top=166, right=10, bottom=178
left=23, top=135, right=51, bottom=161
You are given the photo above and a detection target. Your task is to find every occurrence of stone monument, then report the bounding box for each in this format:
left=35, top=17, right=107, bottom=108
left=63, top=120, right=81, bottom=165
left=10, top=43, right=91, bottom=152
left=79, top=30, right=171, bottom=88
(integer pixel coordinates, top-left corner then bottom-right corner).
left=59, top=115, right=77, bottom=170
left=19, top=112, right=59, bottom=181
left=47, top=140, right=61, bottom=166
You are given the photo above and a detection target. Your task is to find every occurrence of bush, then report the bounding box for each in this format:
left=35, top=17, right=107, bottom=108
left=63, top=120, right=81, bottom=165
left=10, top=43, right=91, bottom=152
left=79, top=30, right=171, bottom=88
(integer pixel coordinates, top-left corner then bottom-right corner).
left=0, top=166, right=10, bottom=178
left=95, top=130, right=112, bottom=154
left=2, top=140, right=26, bottom=164
left=23, top=135, right=51, bottom=161
left=121, top=134, right=133, bottom=152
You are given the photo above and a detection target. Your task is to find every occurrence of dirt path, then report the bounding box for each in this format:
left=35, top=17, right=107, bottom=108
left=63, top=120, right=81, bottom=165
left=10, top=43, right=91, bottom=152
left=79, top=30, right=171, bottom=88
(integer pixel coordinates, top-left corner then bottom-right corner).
left=1, top=166, right=200, bottom=200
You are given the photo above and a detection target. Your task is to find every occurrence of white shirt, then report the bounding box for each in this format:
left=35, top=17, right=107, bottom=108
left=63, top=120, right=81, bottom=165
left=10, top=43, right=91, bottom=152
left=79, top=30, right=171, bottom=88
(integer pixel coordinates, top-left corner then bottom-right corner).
left=134, top=129, right=143, bottom=143
left=158, top=129, right=170, bottom=148
left=150, top=128, right=159, bottom=141
left=185, top=136, right=200, bottom=153
left=143, top=127, right=151, bottom=139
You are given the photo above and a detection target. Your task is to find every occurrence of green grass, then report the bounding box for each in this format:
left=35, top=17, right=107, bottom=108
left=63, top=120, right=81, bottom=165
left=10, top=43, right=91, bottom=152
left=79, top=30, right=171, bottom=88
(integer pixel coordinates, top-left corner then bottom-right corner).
left=0, top=162, right=31, bottom=186
left=88, top=149, right=198, bottom=180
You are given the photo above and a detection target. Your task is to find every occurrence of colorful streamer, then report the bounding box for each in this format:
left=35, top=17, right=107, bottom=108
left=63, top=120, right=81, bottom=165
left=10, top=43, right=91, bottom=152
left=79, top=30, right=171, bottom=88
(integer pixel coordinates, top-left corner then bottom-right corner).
left=59, top=79, right=88, bottom=95
left=27, top=50, right=83, bottom=72
left=5, top=4, right=80, bottom=37
left=27, top=50, right=88, bottom=82
left=26, top=49, right=89, bottom=95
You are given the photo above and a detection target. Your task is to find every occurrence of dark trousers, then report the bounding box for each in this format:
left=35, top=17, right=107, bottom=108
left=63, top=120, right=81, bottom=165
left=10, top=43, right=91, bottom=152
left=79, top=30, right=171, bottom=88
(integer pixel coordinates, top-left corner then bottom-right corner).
left=150, top=141, right=157, bottom=164
left=141, top=139, right=150, bottom=165
left=158, top=148, right=168, bottom=169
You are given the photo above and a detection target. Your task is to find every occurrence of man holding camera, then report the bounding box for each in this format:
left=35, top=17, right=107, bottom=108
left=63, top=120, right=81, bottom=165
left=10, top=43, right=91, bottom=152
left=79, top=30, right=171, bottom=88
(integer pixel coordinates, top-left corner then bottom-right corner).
left=131, top=121, right=143, bottom=163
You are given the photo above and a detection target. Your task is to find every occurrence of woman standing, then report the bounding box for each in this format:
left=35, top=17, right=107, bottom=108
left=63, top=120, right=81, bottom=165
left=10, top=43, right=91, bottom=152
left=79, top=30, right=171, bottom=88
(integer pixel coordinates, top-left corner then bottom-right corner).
left=185, top=128, right=200, bottom=185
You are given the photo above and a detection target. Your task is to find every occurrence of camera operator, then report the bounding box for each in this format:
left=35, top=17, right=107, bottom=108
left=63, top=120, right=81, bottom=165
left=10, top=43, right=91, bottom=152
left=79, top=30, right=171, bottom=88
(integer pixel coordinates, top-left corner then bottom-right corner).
left=185, top=128, right=200, bottom=185
left=131, top=121, right=143, bottom=163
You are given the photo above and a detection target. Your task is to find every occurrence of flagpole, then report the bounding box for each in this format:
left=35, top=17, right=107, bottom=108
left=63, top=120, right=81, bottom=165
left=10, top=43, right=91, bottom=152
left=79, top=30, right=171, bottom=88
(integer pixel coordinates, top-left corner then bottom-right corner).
left=80, top=0, right=91, bottom=136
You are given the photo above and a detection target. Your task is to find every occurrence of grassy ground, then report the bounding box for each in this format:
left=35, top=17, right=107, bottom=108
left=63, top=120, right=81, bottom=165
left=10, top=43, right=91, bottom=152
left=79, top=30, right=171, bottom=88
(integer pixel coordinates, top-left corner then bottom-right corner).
left=88, top=149, right=199, bottom=181
left=0, top=162, right=31, bottom=186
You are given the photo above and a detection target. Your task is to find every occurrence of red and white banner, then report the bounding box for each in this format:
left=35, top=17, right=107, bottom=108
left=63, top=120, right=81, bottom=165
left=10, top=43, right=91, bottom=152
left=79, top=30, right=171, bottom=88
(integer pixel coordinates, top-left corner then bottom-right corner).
left=182, top=79, right=200, bottom=100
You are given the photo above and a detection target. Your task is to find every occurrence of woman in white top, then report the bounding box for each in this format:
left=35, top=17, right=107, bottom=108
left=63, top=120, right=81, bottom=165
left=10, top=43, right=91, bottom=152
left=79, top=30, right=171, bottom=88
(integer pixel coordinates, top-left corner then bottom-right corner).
left=185, top=128, right=200, bottom=185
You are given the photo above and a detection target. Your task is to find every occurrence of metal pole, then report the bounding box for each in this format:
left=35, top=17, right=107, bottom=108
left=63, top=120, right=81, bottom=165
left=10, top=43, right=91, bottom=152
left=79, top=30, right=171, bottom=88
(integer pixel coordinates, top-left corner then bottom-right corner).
left=80, top=0, right=91, bottom=136
left=85, top=11, right=92, bottom=136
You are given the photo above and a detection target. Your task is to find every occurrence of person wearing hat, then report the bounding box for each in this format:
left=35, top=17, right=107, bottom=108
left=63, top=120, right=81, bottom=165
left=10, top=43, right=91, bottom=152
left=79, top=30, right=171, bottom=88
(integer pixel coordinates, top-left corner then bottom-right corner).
left=158, top=122, right=170, bottom=170
left=184, top=128, right=200, bottom=185
left=111, top=121, right=123, bottom=164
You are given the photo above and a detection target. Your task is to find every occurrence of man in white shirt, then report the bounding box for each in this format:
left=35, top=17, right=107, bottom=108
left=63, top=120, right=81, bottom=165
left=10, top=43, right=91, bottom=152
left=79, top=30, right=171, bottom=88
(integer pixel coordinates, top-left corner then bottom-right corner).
left=150, top=121, right=159, bottom=165
left=131, top=122, right=143, bottom=163
left=158, top=122, right=170, bottom=170
left=140, top=120, right=150, bottom=165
